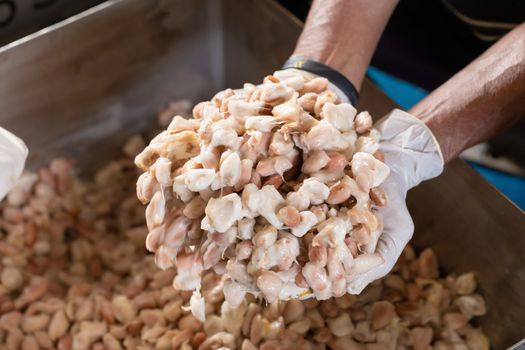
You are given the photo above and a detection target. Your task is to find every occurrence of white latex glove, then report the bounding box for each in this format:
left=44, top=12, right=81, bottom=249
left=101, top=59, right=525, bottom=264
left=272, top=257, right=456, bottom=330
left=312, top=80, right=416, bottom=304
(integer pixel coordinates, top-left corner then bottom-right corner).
left=275, top=68, right=444, bottom=294
left=346, top=109, right=444, bottom=294
left=0, top=127, right=28, bottom=201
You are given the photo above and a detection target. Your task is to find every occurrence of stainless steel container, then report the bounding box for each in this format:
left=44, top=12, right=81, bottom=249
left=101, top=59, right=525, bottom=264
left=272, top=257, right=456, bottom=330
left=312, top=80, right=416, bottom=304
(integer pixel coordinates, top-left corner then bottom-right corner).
left=1, top=0, right=523, bottom=347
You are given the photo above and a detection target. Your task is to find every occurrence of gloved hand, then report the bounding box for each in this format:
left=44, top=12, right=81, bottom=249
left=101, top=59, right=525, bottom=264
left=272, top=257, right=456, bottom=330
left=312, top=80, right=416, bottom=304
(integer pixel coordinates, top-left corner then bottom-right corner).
left=277, top=60, right=444, bottom=295
left=346, top=109, right=444, bottom=293
left=0, top=127, right=28, bottom=201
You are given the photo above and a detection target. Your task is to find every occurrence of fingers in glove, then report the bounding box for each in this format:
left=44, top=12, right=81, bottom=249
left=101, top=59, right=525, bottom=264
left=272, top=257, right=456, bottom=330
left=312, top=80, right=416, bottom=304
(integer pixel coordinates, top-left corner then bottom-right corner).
left=0, top=127, right=28, bottom=200
left=346, top=171, right=414, bottom=294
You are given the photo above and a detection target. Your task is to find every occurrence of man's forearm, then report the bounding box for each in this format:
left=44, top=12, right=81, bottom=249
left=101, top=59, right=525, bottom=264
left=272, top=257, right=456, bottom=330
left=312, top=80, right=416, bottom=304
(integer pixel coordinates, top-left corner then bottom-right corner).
left=293, top=0, right=398, bottom=91
left=410, top=23, right=525, bottom=163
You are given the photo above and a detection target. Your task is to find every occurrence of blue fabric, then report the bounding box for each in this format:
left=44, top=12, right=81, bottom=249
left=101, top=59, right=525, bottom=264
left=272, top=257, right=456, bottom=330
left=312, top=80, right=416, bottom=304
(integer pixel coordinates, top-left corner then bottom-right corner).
left=367, top=66, right=428, bottom=109
left=367, top=66, right=525, bottom=210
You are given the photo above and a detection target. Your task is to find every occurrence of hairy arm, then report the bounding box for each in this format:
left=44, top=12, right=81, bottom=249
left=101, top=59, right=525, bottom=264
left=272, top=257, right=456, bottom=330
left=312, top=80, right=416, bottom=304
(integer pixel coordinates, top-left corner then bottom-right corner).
left=292, top=0, right=399, bottom=90
left=410, top=23, right=525, bottom=163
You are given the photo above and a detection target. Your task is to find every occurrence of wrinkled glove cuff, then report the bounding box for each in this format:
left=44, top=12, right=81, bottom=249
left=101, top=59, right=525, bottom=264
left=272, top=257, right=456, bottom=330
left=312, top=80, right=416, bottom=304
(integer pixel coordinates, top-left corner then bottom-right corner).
left=282, top=56, right=359, bottom=106
left=377, top=109, right=444, bottom=190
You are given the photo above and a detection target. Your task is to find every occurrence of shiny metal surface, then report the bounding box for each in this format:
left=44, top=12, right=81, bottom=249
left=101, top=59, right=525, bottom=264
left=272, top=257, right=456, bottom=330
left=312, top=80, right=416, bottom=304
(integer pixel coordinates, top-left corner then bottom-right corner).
left=0, top=0, right=524, bottom=347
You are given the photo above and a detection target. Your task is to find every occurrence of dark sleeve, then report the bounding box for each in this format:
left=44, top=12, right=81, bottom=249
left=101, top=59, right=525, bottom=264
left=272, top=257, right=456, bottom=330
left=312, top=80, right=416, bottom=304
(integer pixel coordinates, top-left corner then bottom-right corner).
left=442, top=0, right=524, bottom=42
